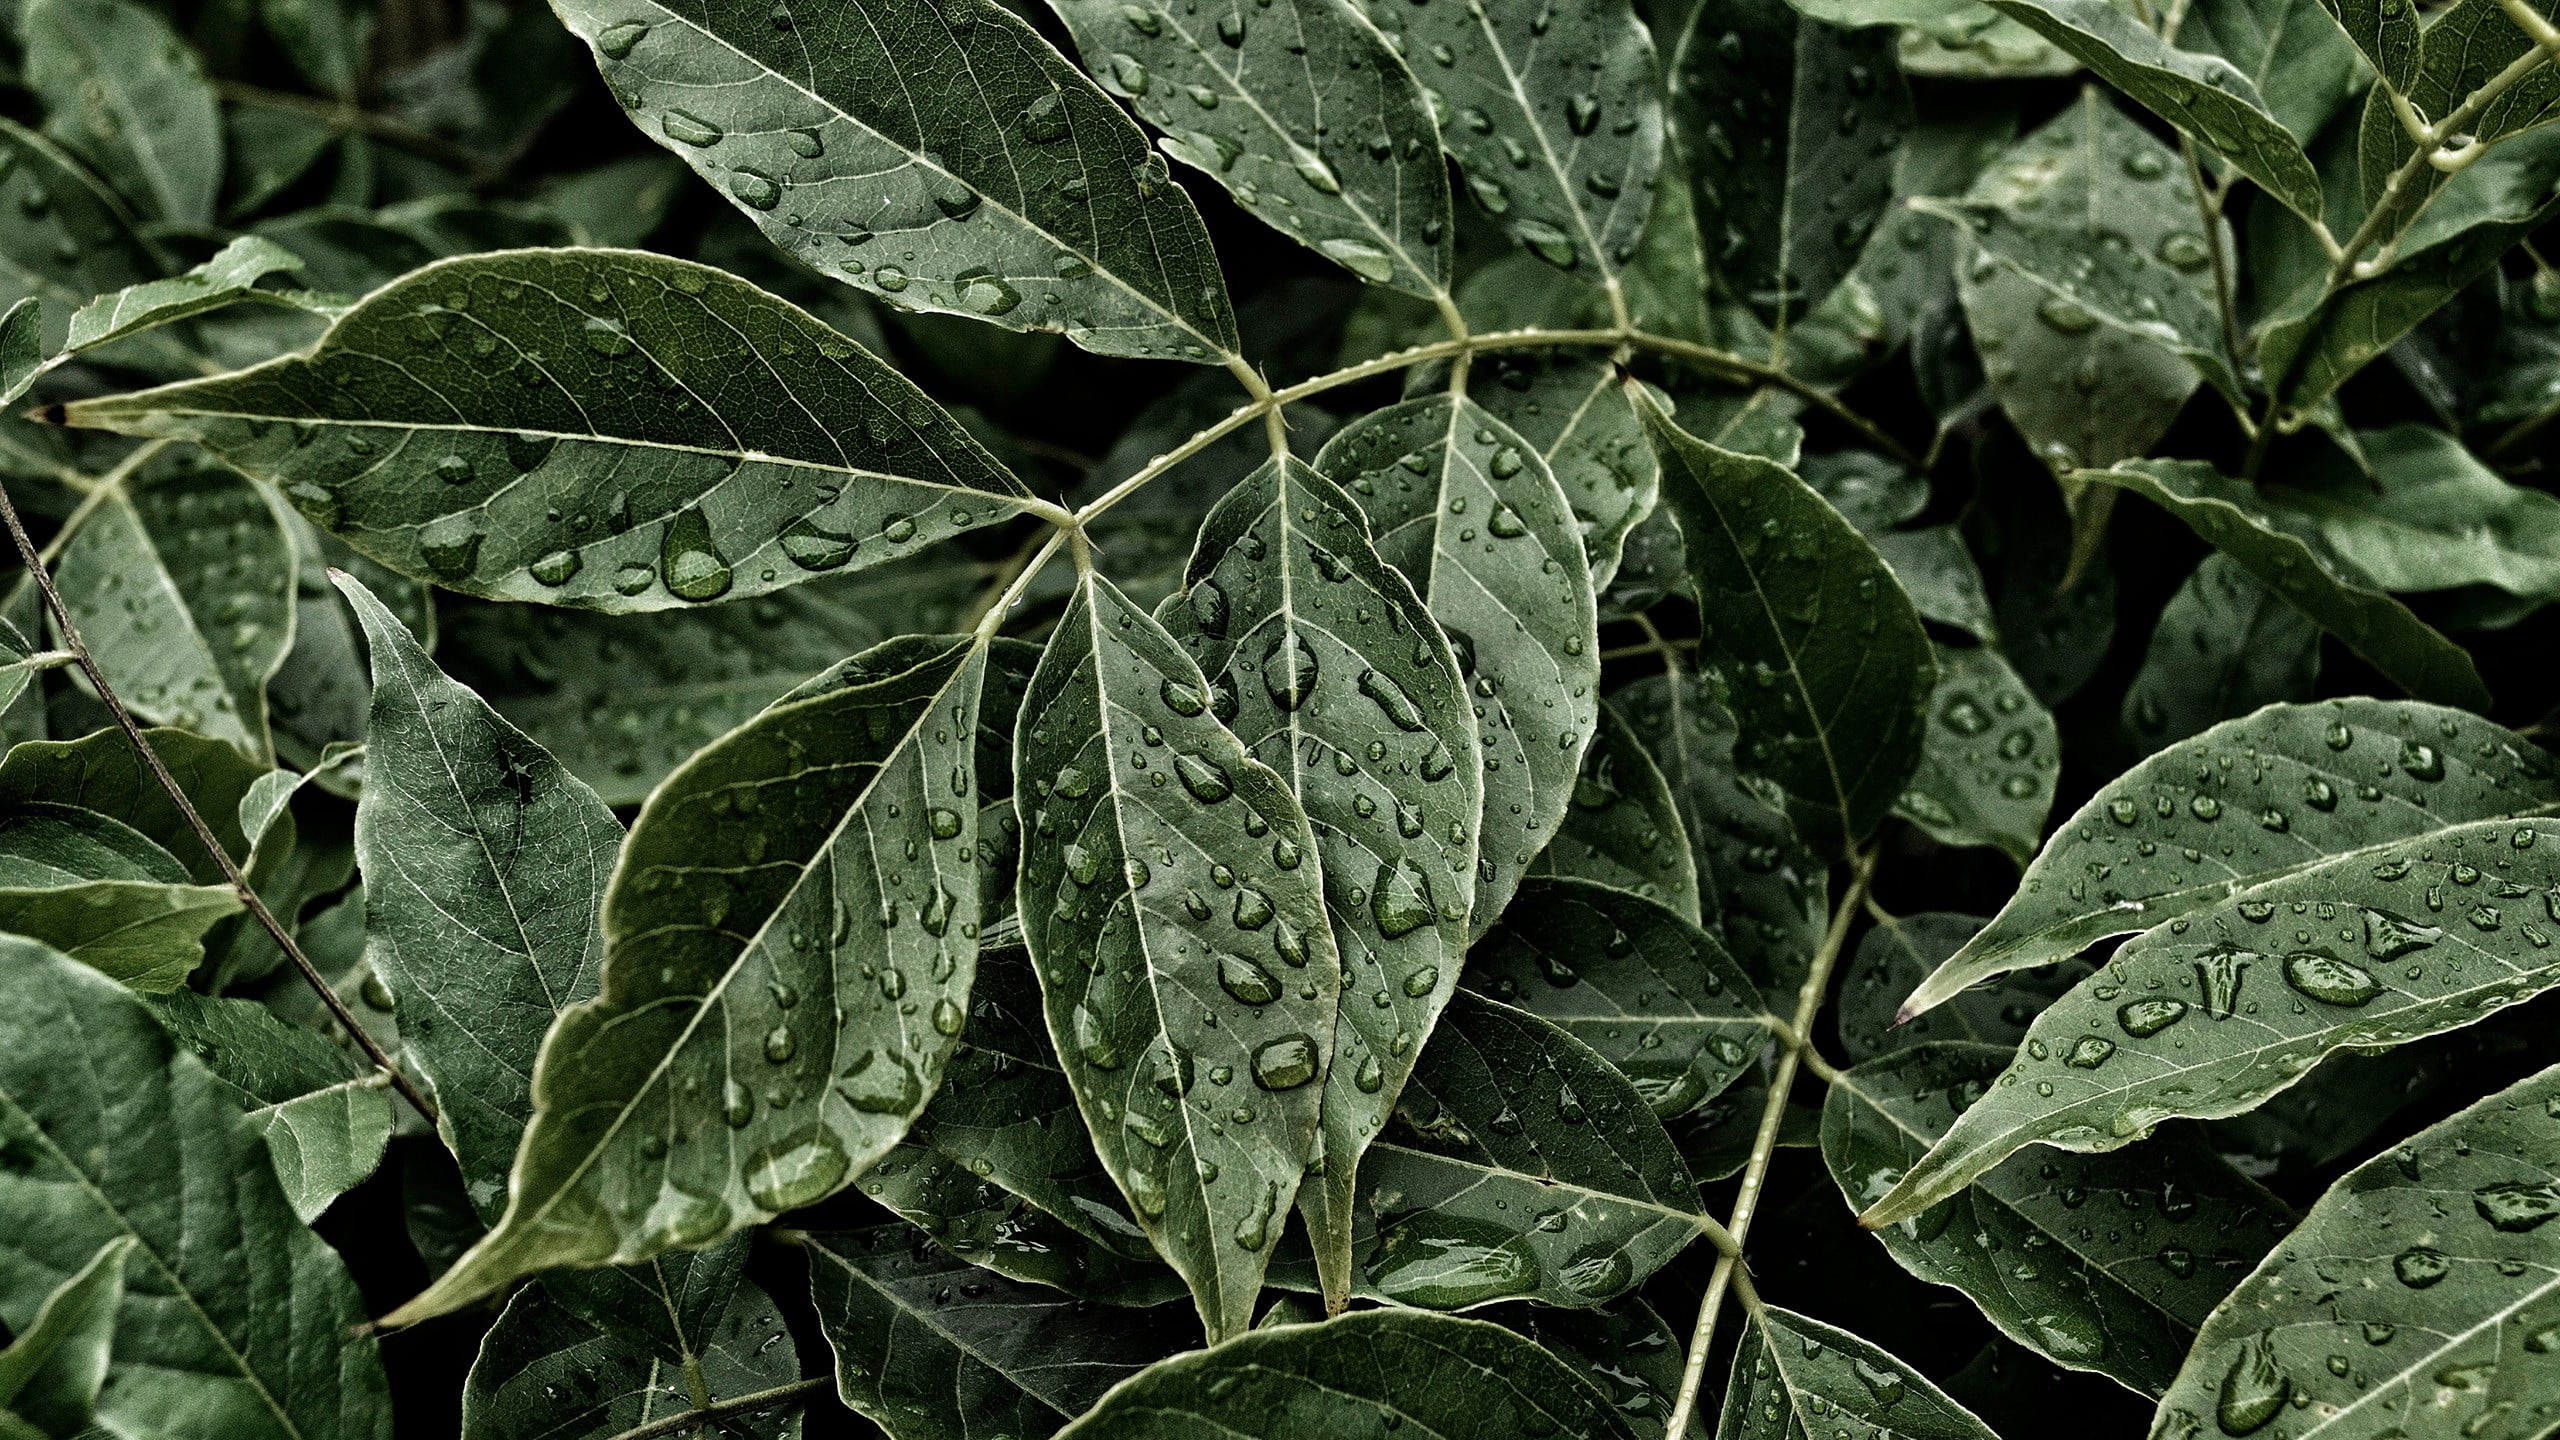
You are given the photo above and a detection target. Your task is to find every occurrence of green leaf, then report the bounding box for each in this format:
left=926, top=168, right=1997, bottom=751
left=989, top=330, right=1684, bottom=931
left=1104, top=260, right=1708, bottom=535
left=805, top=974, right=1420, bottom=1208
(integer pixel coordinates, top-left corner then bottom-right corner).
left=1893, top=642, right=2058, bottom=863
left=1634, top=388, right=1936, bottom=849
left=63, top=236, right=307, bottom=354
left=1983, top=0, right=2328, bottom=224
left=554, top=0, right=1238, bottom=364
left=0, top=935, right=389, bottom=1439
left=2177, top=0, right=2362, bottom=147
left=0, top=726, right=265, bottom=884
left=340, top=575, right=621, bottom=1222
left=1312, top=394, right=1601, bottom=936
left=1528, top=697, right=1703, bottom=921
left=806, top=1225, right=1195, bottom=1440
left=2122, top=553, right=2323, bottom=756
left=20, top=0, right=221, bottom=225
left=1836, top=911, right=2092, bottom=1061
left=0, top=1237, right=129, bottom=1440
left=0, top=301, right=42, bottom=412
left=1154, top=454, right=1480, bottom=1311
left=1718, top=1305, right=2002, bottom=1440
left=1823, top=1041, right=2294, bottom=1393
left=1658, top=0, right=1912, bottom=329
left=1865, top=811, right=2560, bottom=1226
left=1960, top=237, right=2200, bottom=475
left=2353, top=0, right=2560, bottom=234
left=0, top=802, right=240, bottom=990
left=858, top=1141, right=1186, bottom=1306
left=1053, top=1309, right=1638, bottom=1439
left=2260, top=424, right=2560, bottom=600
left=2152, top=1061, right=2560, bottom=1440
left=1499, top=1299, right=1707, bottom=1438
left=1904, top=699, right=2557, bottom=1018
left=2313, top=0, right=2418, bottom=95
left=441, top=556, right=982, bottom=805
left=0, top=119, right=160, bottom=353
left=1340, top=990, right=1707, bottom=1310
left=1466, top=877, right=1766, bottom=1117
left=2084, top=461, right=2491, bottom=710
left=62, top=249, right=1045, bottom=611
left=146, top=988, right=395, bottom=1223
left=386, top=633, right=993, bottom=1325
left=1357, top=0, right=1664, bottom=288
left=1469, top=355, right=1659, bottom=593
left=462, top=1240, right=801, bottom=1440
left=1016, top=568, right=1341, bottom=1340
left=1610, top=671, right=1828, bottom=999
left=1920, top=90, right=2240, bottom=408
left=1048, top=0, right=1452, bottom=300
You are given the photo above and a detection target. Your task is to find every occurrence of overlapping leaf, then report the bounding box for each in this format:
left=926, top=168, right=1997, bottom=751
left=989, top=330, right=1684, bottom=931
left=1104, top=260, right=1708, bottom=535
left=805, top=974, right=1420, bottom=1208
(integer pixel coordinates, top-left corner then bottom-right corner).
left=1016, top=570, right=1340, bottom=1340
left=1903, top=699, right=2558, bottom=1018
left=21, top=0, right=221, bottom=225
left=1824, top=1042, right=2295, bottom=1393
left=1312, top=394, right=1599, bottom=937
left=62, top=249, right=1043, bottom=610
left=0, top=1237, right=128, bottom=1440
left=1718, top=1306, right=2003, bottom=1440
left=2123, top=554, right=2322, bottom=756
left=2153, top=1061, right=2560, bottom=1440
left=1894, top=642, right=2058, bottom=863
left=146, top=989, right=394, bottom=1221
left=0, top=803, right=237, bottom=990
left=553, top=0, right=1238, bottom=362
left=1155, top=455, right=1479, bottom=1311
left=1468, top=355, right=1659, bottom=592
left=1837, top=911, right=2089, bottom=1060
left=387, top=633, right=991, bottom=1324
left=1866, top=812, right=2560, bottom=1225
left=1528, top=698, right=1702, bottom=920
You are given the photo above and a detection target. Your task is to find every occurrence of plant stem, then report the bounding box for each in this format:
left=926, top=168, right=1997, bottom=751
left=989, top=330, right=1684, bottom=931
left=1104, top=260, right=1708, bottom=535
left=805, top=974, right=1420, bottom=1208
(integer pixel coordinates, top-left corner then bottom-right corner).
left=2178, top=135, right=2243, bottom=376
left=595, top=1378, right=831, bottom=1440
left=1660, top=847, right=1876, bottom=1440
left=0, top=476, right=438, bottom=1125
left=971, top=529, right=1067, bottom=639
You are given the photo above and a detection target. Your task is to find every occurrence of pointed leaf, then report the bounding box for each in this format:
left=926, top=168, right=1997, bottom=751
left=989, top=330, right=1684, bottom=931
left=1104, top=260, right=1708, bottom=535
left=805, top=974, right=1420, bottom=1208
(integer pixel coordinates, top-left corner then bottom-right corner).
left=1053, top=1309, right=1638, bottom=1439
left=1340, top=990, right=1707, bottom=1310
left=146, top=989, right=393, bottom=1221
left=1982, top=0, right=2327, bottom=224
left=386, top=633, right=991, bottom=1324
left=1015, top=570, right=1340, bottom=1340
left=2123, top=553, right=2323, bottom=757
left=62, top=249, right=1042, bottom=611
left=1611, top=671, right=1828, bottom=999
left=0, top=726, right=265, bottom=884
left=1357, top=0, right=1664, bottom=288
left=553, top=0, right=1238, bottom=363
left=1466, top=877, right=1766, bottom=1118
left=0, top=302, right=41, bottom=413
left=52, top=459, right=296, bottom=760
left=0, top=1238, right=129, bottom=1440
left=245, top=1076, right=395, bottom=1226
left=1866, top=812, right=2560, bottom=1226
left=806, top=1225, right=1196, bottom=1440
left=1658, top=0, right=1911, bottom=328
left=2315, top=0, right=2418, bottom=96
left=1528, top=698, right=1703, bottom=921
left=1823, top=1042, right=2294, bottom=1394
left=342, top=574, right=621, bottom=1223
left=1718, top=1306, right=2002, bottom=1440
left=1048, top=0, right=1452, bottom=299
left=1838, top=912, right=2092, bottom=1061
left=1154, top=455, right=1479, bottom=1310
left=1905, top=699, right=2557, bottom=1018
left=462, top=1240, right=800, bottom=1440
left=1312, top=394, right=1600, bottom=935
left=1635, top=389, right=1935, bottom=849
left=0, top=936, right=388, bottom=1439
left=2254, top=424, right=2560, bottom=601
left=21, top=0, right=221, bottom=225
left=1469, top=355, right=1659, bottom=591
left=2153, top=1061, right=2560, bottom=1440
left=63, top=236, right=307, bottom=355
left=2086, top=461, right=2491, bottom=710
left=0, top=803, right=239, bottom=990
left=1960, top=234, right=2199, bottom=475
left=1894, top=642, right=2058, bottom=863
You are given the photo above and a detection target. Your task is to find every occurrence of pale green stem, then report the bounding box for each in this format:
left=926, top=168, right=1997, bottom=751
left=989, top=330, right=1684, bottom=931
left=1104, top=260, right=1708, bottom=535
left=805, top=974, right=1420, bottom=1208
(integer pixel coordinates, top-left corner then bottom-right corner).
left=594, top=1378, right=830, bottom=1440
left=970, top=528, right=1067, bottom=640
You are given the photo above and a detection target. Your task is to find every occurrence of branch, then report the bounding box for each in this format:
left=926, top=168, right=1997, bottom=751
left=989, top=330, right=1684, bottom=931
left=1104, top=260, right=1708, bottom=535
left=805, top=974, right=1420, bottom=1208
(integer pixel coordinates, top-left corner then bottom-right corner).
left=1660, top=847, right=1877, bottom=1439
left=0, top=476, right=439, bottom=1126
left=595, top=1378, right=830, bottom=1440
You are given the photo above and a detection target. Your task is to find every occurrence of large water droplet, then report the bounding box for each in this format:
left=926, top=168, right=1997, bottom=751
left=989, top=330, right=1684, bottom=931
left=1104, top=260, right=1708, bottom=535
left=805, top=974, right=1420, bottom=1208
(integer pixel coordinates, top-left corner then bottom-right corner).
left=662, top=109, right=723, bottom=146
left=2213, top=1333, right=2290, bottom=1436
left=1218, top=952, right=1281, bottom=1005
left=744, top=1129, right=849, bottom=1211
left=1370, top=859, right=1433, bottom=939
left=2281, top=948, right=2383, bottom=1007
left=1250, top=1033, right=1318, bottom=1089
left=1263, top=631, right=1318, bottom=710
left=660, top=509, right=734, bottom=601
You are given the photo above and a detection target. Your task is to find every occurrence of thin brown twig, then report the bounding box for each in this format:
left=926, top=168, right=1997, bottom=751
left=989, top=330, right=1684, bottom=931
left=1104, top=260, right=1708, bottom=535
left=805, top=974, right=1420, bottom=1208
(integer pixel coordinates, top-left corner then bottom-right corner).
left=0, top=477, right=438, bottom=1124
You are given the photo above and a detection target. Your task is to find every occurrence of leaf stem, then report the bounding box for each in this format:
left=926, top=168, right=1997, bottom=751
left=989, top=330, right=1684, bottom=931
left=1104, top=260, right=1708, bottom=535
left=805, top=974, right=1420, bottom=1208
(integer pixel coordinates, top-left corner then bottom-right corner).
left=0, top=475, right=438, bottom=1126
left=594, top=1377, right=831, bottom=1440
left=971, top=528, right=1068, bottom=640
left=2178, top=135, right=2244, bottom=377
left=1660, top=846, right=1876, bottom=1440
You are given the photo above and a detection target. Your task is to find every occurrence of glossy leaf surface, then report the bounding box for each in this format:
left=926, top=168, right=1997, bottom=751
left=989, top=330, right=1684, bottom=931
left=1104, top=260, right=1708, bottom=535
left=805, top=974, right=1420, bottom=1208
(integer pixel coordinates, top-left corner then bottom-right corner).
left=1528, top=698, right=1702, bottom=920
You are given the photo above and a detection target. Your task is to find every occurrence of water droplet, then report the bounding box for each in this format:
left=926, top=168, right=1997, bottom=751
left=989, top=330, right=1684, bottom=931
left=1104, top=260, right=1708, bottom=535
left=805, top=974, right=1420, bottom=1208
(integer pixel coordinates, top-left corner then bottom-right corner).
left=1263, top=631, right=1318, bottom=709
left=1073, top=1002, right=1122, bottom=1068
left=2473, top=1180, right=2560, bottom=1232
left=529, top=549, right=582, bottom=587
left=729, top=167, right=782, bottom=210
left=1371, top=860, right=1433, bottom=939
left=1250, top=1033, right=1318, bottom=1089
left=780, top=517, right=856, bottom=570
left=2392, top=1246, right=2448, bottom=1287
left=837, top=1049, right=921, bottom=1113
left=2281, top=949, right=2382, bottom=1007
left=597, top=20, right=648, bottom=56
left=744, top=1129, right=848, bottom=1211
left=662, top=109, right=723, bottom=146
left=1219, top=952, right=1281, bottom=1005
left=1318, top=238, right=1395, bottom=283
left=955, top=268, right=1021, bottom=316
left=660, top=509, right=733, bottom=601
left=1176, top=753, right=1233, bottom=803
left=2214, top=1333, right=2290, bottom=1436
left=2118, top=998, right=2187, bottom=1037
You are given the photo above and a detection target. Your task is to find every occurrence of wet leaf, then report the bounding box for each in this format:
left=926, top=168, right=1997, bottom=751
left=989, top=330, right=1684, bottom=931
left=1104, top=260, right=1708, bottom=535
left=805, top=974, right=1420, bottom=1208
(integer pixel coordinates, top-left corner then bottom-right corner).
left=21, top=0, right=221, bottom=225
left=1895, top=642, right=2058, bottom=863
left=1529, top=698, right=1703, bottom=920
left=1469, top=354, right=1659, bottom=592
left=1823, top=1041, right=2294, bottom=1393
left=1053, top=1308, right=1638, bottom=1439
left=2122, top=554, right=2323, bottom=757
left=386, top=633, right=992, bottom=1324
left=1313, top=394, right=1600, bottom=937
left=62, top=249, right=1043, bottom=611
left=1719, top=1305, right=2003, bottom=1440
left=1867, top=812, right=2560, bottom=1225
left=1015, top=570, right=1340, bottom=1341
left=1466, top=877, right=1767, bottom=1118
left=1904, top=699, right=2557, bottom=1018
left=0, top=1236, right=129, bottom=1440
left=1156, top=455, right=1479, bottom=1311
left=554, top=0, right=1238, bottom=363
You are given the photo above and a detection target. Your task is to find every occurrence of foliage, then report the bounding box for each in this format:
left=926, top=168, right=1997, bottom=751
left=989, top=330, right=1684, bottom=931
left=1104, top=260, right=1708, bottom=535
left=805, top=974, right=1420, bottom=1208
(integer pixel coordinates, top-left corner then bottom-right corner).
left=3, top=0, right=2560, bottom=1436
